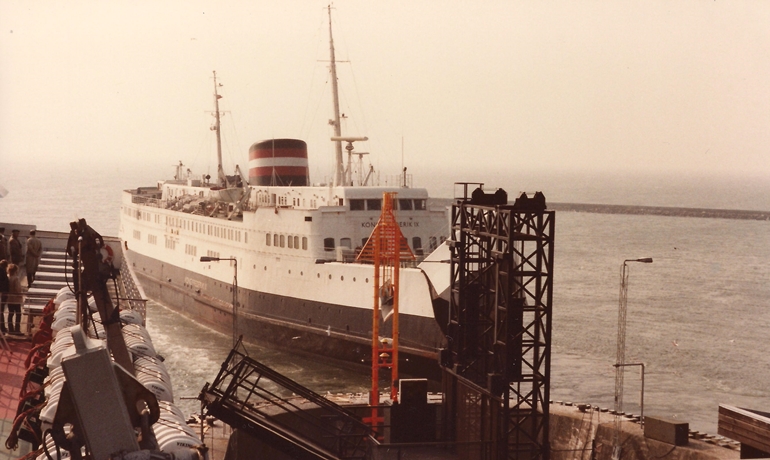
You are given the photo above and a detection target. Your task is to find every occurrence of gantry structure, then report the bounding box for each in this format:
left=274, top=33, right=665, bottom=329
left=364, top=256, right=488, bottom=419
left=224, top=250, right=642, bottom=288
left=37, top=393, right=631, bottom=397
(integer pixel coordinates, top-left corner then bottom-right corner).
left=441, top=184, right=555, bottom=460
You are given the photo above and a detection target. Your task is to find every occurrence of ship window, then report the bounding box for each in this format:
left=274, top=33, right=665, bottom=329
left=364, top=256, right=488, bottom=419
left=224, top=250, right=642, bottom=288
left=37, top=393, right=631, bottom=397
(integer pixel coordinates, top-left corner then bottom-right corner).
left=324, top=238, right=334, bottom=251
left=366, top=199, right=381, bottom=211
left=350, top=199, right=365, bottom=211
left=266, top=233, right=271, bottom=246
left=399, top=199, right=413, bottom=211
left=280, top=235, right=285, bottom=248
left=274, top=234, right=279, bottom=246
left=414, top=199, right=426, bottom=210
left=294, top=236, right=299, bottom=249
left=340, top=238, right=352, bottom=249
left=288, top=236, right=294, bottom=249
left=302, top=237, right=307, bottom=250
left=412, top=237, right=422, bottom=250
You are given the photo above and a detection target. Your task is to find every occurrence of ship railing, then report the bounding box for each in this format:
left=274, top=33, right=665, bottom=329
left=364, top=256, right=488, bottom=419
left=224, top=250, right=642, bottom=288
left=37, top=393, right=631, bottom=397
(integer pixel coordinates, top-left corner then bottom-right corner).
left=315, top=173, right=413, bottom=188
left=21, top=291, right=56, bottom=336
left=131, top=195, right=163, bottom=208
left=325, top=247, right=420, bottom=267
left=380, top=173, right=413, bottom=189
left=119, top=255, right=148, bottom=324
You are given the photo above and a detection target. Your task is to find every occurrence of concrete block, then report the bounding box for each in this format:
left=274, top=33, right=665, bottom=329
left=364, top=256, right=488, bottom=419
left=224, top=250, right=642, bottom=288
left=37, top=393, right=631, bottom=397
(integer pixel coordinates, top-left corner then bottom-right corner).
left=644, top=416, right=689, bottom=446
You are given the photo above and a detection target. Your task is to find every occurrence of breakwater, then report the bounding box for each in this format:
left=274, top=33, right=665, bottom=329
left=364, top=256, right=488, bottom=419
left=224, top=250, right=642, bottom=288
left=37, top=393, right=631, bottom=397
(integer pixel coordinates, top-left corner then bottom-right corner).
left=549, top=202, right=770, bottom=221
left=431, top=198, right=770, bottom=220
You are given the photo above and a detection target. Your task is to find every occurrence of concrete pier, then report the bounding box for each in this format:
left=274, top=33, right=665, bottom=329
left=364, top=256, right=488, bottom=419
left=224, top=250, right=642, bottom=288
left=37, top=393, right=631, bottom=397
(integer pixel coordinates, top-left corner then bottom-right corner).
left=549, top=404, right=739, bottom=460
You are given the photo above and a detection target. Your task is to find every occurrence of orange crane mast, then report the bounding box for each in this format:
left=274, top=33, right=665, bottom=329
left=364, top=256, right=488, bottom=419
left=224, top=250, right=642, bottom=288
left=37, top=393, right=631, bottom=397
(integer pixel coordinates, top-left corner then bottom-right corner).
left=356, top=192, right=414, bottom=434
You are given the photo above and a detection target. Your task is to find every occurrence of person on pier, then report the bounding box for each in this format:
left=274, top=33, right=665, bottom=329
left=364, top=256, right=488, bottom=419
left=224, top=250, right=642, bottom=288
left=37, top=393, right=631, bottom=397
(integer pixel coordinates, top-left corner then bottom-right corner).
left=0, top=260, right=8, bottom=335
left=25, top=230, right=42, bottom=286
left=8, top=229, right=23, bottom=266
left=6, top=263, right=22, bottom=335
left=0, top=228, right=8, bottom=262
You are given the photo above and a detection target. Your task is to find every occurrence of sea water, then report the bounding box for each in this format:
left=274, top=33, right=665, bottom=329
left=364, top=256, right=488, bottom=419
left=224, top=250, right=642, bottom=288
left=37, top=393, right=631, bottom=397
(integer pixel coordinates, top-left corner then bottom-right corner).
left=1, top=161, right=768, bottom=433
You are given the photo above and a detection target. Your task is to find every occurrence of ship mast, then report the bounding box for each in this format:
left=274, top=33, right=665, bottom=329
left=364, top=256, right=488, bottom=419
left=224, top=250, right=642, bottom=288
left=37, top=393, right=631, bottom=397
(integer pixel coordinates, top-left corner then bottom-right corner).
left=213, top=70, right=228, bottom=187
left=328, top=5, right=345, bottom=187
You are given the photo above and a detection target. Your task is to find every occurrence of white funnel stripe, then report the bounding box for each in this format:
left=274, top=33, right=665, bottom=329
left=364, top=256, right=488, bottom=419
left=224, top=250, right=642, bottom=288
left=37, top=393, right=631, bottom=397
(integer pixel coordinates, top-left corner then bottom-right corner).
left=249, top=157, right=308, bottom=169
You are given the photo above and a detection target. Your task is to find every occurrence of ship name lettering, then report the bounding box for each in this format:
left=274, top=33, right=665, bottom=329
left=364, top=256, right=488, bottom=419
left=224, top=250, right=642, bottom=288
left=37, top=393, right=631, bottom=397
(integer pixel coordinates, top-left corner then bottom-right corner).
left=361, top=221, right=418, bottom=228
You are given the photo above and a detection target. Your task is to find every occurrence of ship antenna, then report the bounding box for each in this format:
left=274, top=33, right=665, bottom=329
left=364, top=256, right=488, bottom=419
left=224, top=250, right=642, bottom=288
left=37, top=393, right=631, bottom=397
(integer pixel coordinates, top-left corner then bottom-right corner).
left=213, top=70, right=228, bottom=188
left=328, top=5, right=345, bottom=187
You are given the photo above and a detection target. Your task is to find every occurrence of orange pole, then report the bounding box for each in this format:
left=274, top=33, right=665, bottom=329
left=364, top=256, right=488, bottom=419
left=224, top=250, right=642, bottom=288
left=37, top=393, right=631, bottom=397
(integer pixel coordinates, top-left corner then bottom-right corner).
left=370, top=212, right=381, bottom=430
left=391, top=194, right=400, bottom=403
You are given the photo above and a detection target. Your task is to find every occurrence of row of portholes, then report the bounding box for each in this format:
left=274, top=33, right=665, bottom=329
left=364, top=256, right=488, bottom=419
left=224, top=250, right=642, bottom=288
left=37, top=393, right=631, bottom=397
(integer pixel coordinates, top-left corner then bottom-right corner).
left=259, top=265, right=370, bottom=283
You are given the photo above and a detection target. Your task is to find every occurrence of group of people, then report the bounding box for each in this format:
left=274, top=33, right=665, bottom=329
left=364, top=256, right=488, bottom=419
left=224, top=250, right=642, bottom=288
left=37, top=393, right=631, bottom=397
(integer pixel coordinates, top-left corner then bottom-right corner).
left=0, top=227, right=43, bottom=335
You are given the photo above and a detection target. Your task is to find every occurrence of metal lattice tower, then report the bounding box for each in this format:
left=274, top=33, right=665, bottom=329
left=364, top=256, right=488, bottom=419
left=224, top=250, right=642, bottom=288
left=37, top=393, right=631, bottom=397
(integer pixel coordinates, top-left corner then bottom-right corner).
left=442, top=186, right=554, bottom=460
left=357, top=192, right=414, bottom=433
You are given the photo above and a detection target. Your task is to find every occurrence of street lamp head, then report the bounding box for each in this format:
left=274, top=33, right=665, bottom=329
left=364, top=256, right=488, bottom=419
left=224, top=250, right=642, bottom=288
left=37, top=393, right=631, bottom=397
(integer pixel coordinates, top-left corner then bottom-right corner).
left=625, top=257, right=653, bottom=264
left=200, top=256, right=218, bottom=262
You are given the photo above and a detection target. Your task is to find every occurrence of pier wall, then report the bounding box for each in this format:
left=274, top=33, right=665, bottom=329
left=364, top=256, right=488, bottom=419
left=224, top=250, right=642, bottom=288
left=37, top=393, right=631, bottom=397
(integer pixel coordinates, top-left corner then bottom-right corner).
left=549, top=404, right=739, bottom=460
left=214, top=400, right=742, bottom=460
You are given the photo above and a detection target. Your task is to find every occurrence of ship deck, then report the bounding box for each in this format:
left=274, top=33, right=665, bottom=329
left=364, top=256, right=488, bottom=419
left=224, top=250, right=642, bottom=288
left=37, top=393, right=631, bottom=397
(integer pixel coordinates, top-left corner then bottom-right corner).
left=0, top=337, right=34, bottom=459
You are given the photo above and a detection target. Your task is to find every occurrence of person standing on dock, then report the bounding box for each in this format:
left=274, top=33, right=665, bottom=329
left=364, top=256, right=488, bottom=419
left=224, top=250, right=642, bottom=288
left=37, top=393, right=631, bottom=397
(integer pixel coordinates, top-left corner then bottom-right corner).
left=0, top=228, right=8, bottom=262
left=25, top=230, right=42, bottom=286
left=6, top=263, right=22, bottom=334
left=0, top=260, right=8, bottom=335
left=8, top=229, right=23, bottom=266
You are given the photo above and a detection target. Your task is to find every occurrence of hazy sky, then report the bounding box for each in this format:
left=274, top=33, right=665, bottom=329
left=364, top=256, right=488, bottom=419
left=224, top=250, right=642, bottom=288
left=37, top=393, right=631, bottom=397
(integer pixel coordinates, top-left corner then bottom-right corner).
left=2, top=1, right=769, bottom=184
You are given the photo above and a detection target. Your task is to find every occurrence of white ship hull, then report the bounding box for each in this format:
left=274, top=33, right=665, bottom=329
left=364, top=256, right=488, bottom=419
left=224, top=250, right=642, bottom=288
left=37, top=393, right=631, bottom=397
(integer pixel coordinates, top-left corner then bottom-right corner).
left=119, top=183, right=450, bottom=377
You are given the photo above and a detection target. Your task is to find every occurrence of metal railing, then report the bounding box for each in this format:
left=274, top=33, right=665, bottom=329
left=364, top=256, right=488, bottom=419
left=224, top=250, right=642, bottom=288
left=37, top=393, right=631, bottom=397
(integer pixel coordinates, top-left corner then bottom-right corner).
left=200, top=345, right=376, bottom=460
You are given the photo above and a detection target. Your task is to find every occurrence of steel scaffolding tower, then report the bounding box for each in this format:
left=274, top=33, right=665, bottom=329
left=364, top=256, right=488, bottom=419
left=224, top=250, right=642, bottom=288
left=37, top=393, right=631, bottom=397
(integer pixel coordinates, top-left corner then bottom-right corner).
left=441, top=185, right=554, bottom=460
left=357, top=192, right=415, bottom=434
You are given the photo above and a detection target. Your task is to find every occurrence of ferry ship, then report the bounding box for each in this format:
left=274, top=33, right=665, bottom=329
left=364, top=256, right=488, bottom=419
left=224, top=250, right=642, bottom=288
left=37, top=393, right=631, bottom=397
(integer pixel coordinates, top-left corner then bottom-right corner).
left=119, top=13, right=450, bottom=375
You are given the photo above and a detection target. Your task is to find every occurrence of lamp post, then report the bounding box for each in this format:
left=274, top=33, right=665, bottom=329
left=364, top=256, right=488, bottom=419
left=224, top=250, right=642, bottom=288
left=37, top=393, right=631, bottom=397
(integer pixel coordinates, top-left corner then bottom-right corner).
left=614, top=362, right=645, bottom=426
left=613, top=258, right=652, bottom=460
left=200, top=256, right=238, bottom=348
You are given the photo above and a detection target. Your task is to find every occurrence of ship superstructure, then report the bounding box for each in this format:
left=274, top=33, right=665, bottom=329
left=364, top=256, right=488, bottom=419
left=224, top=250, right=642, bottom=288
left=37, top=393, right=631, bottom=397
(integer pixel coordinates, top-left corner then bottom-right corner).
left=119, top=9, right=449, bottom=374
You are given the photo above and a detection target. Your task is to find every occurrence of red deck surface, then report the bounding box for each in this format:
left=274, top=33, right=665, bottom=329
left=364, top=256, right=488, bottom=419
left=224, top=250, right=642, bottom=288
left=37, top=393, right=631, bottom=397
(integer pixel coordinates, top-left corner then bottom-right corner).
left=1, top=337, right=34, bottom=460
left=0, top=338, right=32, bottom=423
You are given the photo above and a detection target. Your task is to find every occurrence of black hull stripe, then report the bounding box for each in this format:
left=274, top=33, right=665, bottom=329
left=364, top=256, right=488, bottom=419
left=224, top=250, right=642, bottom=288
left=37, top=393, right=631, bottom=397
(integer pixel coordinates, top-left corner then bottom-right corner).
left=128, top=250, right=445, bottom=379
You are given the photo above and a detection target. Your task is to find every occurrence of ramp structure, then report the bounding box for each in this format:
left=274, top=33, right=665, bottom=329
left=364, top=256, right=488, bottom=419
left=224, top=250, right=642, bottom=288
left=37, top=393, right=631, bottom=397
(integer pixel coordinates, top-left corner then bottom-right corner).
left=441, top=185, right=555, bottom=460
left=199, top=346, right=375, bottom=460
